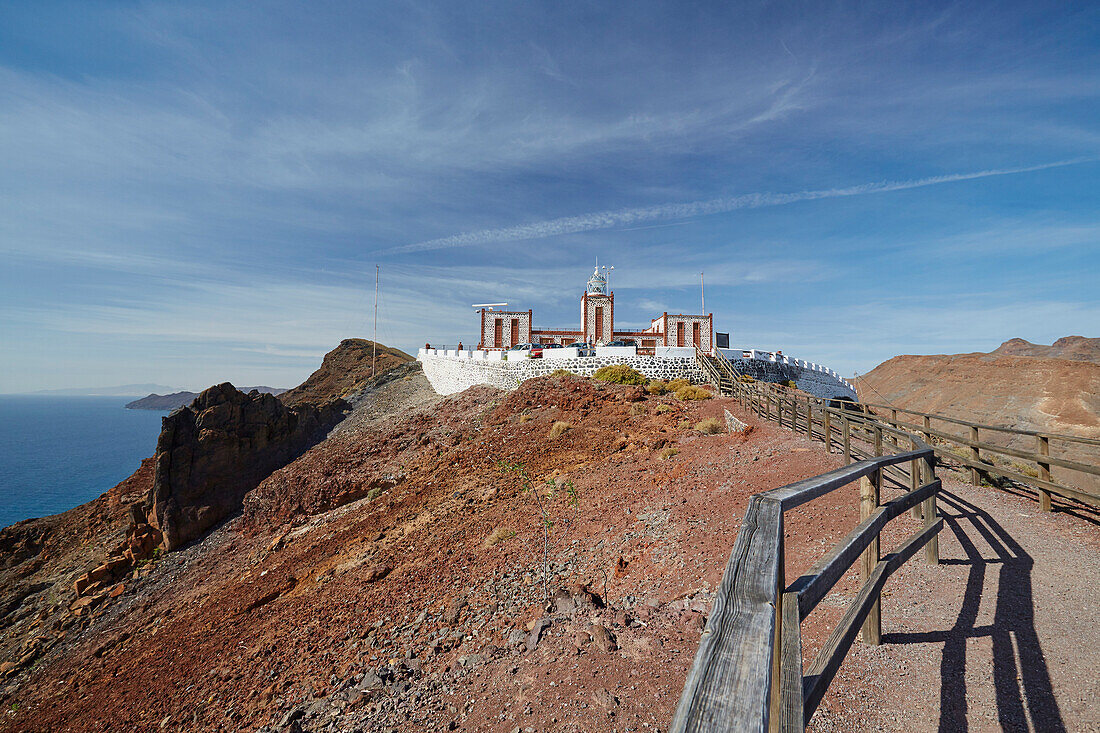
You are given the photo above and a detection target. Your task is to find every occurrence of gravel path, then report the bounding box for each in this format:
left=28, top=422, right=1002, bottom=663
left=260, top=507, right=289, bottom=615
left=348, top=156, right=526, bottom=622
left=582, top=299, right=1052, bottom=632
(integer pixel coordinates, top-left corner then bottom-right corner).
left=333, top=364, right=443, bottom=436
left=809, top=473, right=1100, bottom=732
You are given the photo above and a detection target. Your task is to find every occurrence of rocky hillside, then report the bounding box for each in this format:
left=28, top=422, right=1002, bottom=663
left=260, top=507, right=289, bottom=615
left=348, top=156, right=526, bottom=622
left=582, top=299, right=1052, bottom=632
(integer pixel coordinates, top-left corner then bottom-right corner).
left=0, top=340, right=413, bottom=693
left=856, top=338, right=1100, bottom=438
left=0, top=367, right=871, bottom=732
left=990, top=335, right=1100, bottom=363
left=280, top=339, right=413, bottom=407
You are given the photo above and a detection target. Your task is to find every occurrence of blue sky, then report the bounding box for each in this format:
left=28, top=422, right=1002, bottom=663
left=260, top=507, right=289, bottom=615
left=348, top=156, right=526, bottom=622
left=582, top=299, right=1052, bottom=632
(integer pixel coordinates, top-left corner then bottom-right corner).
left=1, top=1, right=1098, bottom=392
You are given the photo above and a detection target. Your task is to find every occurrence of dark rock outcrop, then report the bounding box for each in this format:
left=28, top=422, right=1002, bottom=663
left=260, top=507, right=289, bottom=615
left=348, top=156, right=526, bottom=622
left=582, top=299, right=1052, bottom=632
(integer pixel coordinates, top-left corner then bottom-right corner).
left=145, top=383, right=347, bottom=550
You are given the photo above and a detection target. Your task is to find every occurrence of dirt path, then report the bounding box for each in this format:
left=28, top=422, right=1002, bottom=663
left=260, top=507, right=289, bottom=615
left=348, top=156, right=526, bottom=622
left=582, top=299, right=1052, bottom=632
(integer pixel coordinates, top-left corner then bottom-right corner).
left=809, top=474, right=1100, bottom=732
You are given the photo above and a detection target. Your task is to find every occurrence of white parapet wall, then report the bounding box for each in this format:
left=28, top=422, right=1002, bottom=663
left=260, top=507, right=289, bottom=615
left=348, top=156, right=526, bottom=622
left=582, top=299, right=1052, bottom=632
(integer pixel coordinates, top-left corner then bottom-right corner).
left=719, top=348, right=857, bottom=401
left=418, top=347, right=856, bottom=401
left=418, top=349, right=707, bottom=396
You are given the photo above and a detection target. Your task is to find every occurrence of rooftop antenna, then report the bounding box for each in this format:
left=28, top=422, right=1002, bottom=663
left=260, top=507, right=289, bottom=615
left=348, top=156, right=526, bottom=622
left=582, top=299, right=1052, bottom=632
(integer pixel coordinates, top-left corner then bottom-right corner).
left=372, top=265, right=379, bottom=376
left=602, top=263, right=614, bottom=291
left=701, top=271, right=705, bottom=314
left=472, top=303, right=508, bottom=310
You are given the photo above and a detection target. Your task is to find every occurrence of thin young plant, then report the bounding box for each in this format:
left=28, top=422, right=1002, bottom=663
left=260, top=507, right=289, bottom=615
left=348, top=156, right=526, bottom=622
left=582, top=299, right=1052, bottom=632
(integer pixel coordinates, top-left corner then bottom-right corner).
left=497, top=460, right=578, bottom=608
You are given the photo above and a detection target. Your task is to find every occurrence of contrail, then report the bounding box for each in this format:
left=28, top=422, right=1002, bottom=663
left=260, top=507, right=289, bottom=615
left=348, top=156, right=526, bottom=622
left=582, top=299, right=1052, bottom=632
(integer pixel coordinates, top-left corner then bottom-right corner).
left=384, top=157, right=1094, bottom=254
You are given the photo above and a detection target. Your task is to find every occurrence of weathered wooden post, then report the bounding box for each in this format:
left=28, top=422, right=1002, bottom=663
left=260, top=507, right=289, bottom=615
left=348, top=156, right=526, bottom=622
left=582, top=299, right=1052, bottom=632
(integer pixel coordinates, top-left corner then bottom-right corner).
left=1038, top=435, right=1052, bottom=512
left=970, top=425, right=980, bottom=485
left=910, top=436, right=922, bottom=519
left=769, top=522, right=786, bottom=733
left=873, top=425, right=883, bottom=458
left=842, top=417, right=851, bottom=465
left=805, top=399, right=813, bottom=439
left=922, top=454, right=939, bottom=564
left=922, top=414, right=931, bottom=444
left=860, top=466, right=882, bottom=645
left=823, top=410, right=832, bottom=453
left=779, top=590, right=804, bottom=731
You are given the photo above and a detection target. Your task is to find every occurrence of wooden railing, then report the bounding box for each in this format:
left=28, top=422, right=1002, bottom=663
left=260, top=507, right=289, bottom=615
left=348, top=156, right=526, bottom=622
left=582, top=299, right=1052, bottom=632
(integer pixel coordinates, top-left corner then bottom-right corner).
left=673, top=379, right=941, bottom=731
left=697, top=351, right=1100, bottom=511
left=849, top=400, right=1100, bottom=510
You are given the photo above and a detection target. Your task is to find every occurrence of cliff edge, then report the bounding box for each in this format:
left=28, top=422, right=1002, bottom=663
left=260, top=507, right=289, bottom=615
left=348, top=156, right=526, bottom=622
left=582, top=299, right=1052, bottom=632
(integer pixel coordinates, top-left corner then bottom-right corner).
left=280, top=339, right=413, bottom=407
left=145, top=383, right=347, bottom=550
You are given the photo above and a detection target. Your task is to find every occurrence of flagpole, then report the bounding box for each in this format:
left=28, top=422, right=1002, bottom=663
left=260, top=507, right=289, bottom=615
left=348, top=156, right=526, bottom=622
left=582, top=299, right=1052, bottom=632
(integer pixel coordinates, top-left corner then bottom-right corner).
left=372, top=265, right=379, bottom=376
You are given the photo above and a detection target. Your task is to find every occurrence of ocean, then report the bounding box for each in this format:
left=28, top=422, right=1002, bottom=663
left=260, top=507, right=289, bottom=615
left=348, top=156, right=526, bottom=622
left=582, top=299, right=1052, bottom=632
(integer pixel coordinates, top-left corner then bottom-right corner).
left=0, top=396, right=166, bottom=530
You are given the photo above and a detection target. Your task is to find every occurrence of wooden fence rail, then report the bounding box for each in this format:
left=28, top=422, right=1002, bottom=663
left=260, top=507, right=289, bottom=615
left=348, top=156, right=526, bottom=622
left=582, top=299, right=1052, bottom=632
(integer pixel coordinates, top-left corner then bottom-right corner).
left=853, top=400, right=1100, bottom=511
left=702, top=349, right=1100, bottom=511
left=673, top=359, right=942, bottom=731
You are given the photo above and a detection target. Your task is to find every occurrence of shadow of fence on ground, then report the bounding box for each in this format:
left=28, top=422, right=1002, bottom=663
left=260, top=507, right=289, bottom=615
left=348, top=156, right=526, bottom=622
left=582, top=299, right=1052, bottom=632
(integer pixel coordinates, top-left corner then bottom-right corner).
left=882, top=488, right=1065, bottom=732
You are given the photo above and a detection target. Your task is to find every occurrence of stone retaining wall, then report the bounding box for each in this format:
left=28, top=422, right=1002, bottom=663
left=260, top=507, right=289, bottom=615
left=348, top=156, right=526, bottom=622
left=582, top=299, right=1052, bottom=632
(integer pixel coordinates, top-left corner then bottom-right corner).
left=418, top=348, right=855, bottom=401
left=419, top=351, right=706, bottom=396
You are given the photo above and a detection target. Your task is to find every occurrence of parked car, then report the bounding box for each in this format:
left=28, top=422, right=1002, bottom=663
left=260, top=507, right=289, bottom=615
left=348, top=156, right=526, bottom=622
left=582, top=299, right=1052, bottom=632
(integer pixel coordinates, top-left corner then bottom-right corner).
left=566, top=342, right=595, bottom=356
left=604, top=339, right=638, bottom=348
left=509, top=343, right=543, bottom=358
left=541, top=342, right=564, bottom=349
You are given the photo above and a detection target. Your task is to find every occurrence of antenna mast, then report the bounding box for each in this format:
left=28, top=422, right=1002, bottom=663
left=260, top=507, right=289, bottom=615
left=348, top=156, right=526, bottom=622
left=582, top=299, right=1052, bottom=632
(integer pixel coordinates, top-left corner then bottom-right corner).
left=700, top=271, right=705, bottom=314
left=372, top=265, right=379, bottom=376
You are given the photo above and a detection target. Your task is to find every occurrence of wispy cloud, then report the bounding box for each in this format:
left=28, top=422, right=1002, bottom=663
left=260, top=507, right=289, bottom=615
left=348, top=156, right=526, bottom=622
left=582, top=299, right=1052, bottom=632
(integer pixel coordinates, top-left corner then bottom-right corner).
left=387, top=158, right=1095, bottom=254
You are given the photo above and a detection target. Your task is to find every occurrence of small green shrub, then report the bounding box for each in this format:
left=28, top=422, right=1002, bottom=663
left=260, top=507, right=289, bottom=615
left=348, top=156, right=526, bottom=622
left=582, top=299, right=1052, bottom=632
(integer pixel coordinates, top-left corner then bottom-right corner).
left=549, top=369, right=574, bottom=378
left=675, top=385, right=712, bottom=401
left=667, top=378, right=691, bottom=392
left=660, top=447, right=679, bottom=460
left=593, top=364, right=648, bottom=385
left=738, top=374, right=755, bottom=383
left=695, top=417, right=724, bottom=434
left=518, top=413, right=533, bottom=424
left=630, top=403, right=647, bottom=415
left=367, top=486, right=385, bottom=501
left=656, top=403, right=674, bottom=414
left=549, top=421, right=572, bottom=439
left=784, top=380, right=797, bottom=389
left=678, top=419, right=692, bottom=429
left=647, top=380, right=669, bottom=395
left=1010, top=461, right=1040, bottom=479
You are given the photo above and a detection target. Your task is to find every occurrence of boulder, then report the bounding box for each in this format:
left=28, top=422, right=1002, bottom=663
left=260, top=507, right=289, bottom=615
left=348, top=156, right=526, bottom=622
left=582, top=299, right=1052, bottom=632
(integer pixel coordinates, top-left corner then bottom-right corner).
left=363, top=564, right=391, bottom=583
left=525, top=617, right=551, bottom=652
left=587, top=623, right=617, bottom=652
left=443, top=594, right=467, bottom=624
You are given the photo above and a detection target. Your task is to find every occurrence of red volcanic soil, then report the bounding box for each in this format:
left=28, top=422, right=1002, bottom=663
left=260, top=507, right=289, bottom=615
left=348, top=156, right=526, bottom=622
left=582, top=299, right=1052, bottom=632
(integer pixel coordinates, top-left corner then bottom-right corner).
left=0, top=373, right=876, bottom=732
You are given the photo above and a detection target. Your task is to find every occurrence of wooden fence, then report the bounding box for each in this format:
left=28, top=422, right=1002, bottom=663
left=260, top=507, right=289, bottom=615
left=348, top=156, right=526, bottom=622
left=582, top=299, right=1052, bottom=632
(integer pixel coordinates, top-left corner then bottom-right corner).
left=698, top=348, right=1100, bottom=511
left=851, top=400, right=1100, bottom=511
left=675, top=353, right=943, bottom=731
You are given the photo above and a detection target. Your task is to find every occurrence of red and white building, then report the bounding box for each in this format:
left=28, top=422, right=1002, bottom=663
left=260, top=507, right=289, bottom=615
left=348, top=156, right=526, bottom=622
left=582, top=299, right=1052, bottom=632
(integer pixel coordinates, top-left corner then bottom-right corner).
left=478, top=267, right=714, bottom=353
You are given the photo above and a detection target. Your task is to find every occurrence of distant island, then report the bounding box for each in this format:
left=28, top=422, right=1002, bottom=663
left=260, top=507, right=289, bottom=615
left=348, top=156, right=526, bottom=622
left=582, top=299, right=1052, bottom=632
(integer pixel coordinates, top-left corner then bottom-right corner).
left=125, top=387, right=286, bottom=411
